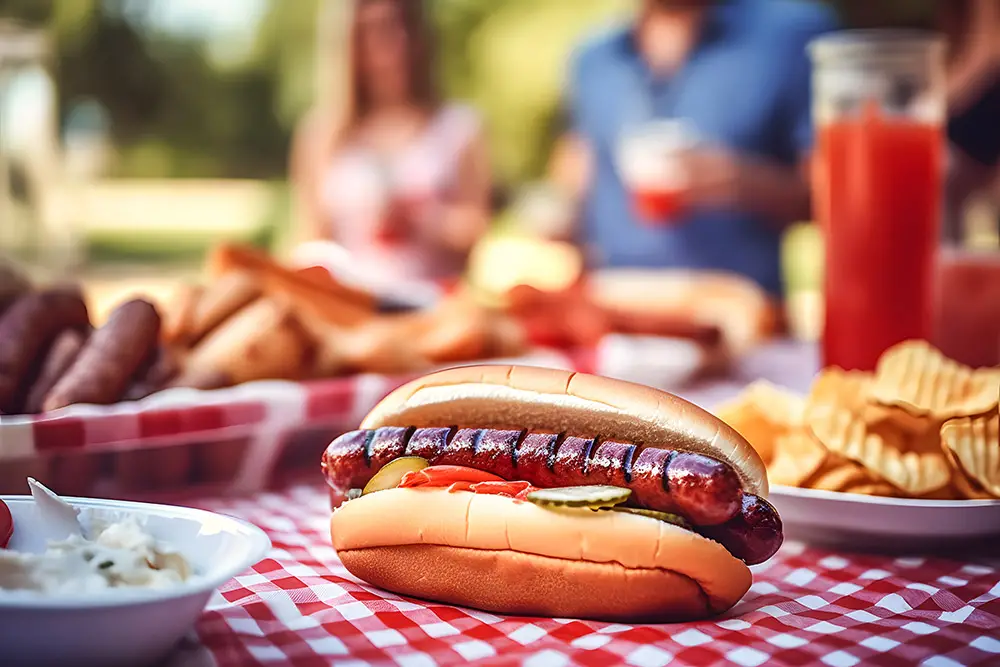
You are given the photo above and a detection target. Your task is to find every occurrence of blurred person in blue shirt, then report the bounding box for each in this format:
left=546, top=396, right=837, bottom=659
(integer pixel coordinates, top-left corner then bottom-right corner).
left=551, top=0, right=838, bottom=296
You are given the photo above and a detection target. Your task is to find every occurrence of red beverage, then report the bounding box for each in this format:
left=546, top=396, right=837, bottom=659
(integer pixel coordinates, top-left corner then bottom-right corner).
left=617, top=119, right=698, bottom=227
left=933, top=249, right=1000, bottom=367
left=816, top=104, right=944, bottom=371
left=374, top=194, right=426, bottom=246
left=631, top=187, right=684, bottom=222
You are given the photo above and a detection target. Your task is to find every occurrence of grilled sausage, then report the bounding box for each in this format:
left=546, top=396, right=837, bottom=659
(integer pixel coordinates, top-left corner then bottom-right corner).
left=42, top=300, right=161, bottom=412
left=322, top=426, right=782, bottom=564
left=323, top=426, right=743, bottom=526
left=0, top=288, right=90, bottom=414
left=23, top=328, right=90, bottom=414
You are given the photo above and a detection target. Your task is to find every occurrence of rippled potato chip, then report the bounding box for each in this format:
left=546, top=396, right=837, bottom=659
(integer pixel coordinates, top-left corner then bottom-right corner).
left=949, top=465, right=996, bottom=500
left=802, top=454, right=881, bottom=493
left=715, top=381, right=804, bottom=464
left=767, top=429, right=827, bottom=487
left=746, top=381, right=806, bottom=426
left=940, top=412, right=1000, bottom=498
left=807, top=368, right=872, bottom=412
left=870, top=340, right=999, bottom=419
left=805, top=367, right=905, bottom=426
left=807, top=407, right=951, bottom=496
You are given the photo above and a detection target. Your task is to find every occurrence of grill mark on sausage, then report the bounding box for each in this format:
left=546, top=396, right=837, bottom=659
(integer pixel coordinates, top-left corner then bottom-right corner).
left=546, top=432, right=565, bottom=473
left=322, top=425, right=781, bottom=563
left=581, top=437, right=599, bottom=478
left=510, top=428, right=529, bottom=468
left=661, top=450, right=676, bottom=492
left=401, top=426, right=417, bottom=450
left=326, top=426, right=744, bottom=527
left=622, top=444, right=637, bottom=484
left=362, top=430, right=377, bottom=468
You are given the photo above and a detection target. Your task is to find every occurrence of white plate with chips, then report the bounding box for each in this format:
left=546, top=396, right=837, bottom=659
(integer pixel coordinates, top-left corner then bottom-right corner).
left=768, top=485, right=1000, bottom=552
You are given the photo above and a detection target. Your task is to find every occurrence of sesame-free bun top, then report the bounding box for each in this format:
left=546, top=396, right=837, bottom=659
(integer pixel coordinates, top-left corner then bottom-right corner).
left=361, top=365, right=768, bottom=496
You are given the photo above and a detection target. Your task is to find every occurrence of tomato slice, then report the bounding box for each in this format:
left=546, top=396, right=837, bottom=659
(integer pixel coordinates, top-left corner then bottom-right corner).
left=398, top=465, right=506, bottom=489
left=396, top=467, right=539, bottom=500
left=468, top=480, right=537, bottom=498
left=0, top=499, right=12, bottom=549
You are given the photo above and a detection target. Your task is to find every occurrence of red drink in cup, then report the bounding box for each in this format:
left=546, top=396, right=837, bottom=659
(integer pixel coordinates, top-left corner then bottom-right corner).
left=810, top=31, right=947, bottom=371
left=617, top=120, right=697, bottom=225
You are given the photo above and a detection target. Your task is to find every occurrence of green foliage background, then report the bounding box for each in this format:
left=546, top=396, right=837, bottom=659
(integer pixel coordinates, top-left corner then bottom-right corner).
left=0, top=0, right=941, bottom=187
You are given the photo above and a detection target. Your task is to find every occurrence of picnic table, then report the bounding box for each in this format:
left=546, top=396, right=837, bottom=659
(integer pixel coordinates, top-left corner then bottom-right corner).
left=164, top=342, right=1000, bottom=666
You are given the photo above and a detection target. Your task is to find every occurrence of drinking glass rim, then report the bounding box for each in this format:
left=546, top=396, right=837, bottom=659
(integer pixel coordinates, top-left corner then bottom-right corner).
left=808, top=29, right=945, bottom=63
left=617, top=119, right=702, bottom=150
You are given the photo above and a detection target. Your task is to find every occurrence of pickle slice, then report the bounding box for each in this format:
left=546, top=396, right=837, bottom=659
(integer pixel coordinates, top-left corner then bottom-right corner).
left=526, top=485, right=631, bottom=509
left=609, top=507, right=692, bottom=529
left=362, top=456, right=430, bottom=496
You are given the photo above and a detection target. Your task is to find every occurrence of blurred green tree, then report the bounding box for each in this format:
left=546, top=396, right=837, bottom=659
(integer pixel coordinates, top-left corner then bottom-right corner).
left=0, top=0, right=940, bottom=183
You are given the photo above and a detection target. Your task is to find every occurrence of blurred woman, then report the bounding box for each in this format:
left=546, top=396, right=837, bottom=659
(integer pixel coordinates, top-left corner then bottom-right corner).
left=290, top=0, right=491, bottom=289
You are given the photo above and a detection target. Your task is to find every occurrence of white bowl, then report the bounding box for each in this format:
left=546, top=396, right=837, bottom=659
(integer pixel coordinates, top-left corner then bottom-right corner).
left=769, top=485, right=1000, bottom=551
left=0, top=495, right=270, bottom=667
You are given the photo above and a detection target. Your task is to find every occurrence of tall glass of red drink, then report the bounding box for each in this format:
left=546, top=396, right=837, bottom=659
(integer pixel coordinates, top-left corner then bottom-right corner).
left=809, top=31, right=947, bottom=371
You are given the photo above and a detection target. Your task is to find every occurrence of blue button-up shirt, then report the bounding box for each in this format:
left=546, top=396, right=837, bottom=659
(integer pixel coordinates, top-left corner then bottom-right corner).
left=569, top=0, right=838, bottom=295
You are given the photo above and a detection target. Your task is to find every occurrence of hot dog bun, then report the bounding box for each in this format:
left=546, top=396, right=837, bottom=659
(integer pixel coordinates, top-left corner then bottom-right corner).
left=361, top=365, right=767, bottom=496
left=208, top=244, right=376, bottom=326
left=332, top=487, right=751, bottom=621
left=588, top=269, right=778, bottom=355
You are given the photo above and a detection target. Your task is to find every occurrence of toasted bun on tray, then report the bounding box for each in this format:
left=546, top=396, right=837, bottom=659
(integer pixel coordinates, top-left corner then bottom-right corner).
left=325, top=366, right=781, bottom=622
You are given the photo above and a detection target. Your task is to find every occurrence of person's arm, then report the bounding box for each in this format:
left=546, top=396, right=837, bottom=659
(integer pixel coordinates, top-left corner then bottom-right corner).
left=421, top=127, right=492, bottom=256
left=543, top=131, right=593, bottom=240
left=679, top=148, right=812, bottom=228
left=536, top=43, right=600, bottom=240
left=676, top=2, right=838, bottom=230
left=289, top=108, right=334, bottom=244
left=708, top=4, right=839, bottom=230
left=942, top=0, right=1000, bottom=115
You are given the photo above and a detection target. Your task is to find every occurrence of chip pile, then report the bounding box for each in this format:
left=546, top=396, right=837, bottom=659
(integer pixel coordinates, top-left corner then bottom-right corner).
left=716, top=341, right=1000, bottom=499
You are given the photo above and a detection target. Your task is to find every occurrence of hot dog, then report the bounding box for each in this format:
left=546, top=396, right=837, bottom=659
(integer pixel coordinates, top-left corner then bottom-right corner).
left=0, top=288, right=90, bottom=414
left=323, top=426, right=778, bottom=564
left=42, top=299, right=161, bottom=412
left=122, top=345, right=180, bottom=402
left=324, top=427, right=742, bottom=526
left=23, top=328, right=90, bottom=414
left=326, top=365, right=781, bottom=623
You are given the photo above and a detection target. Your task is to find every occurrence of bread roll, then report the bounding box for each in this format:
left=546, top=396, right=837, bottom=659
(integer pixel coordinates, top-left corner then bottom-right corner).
left=332, top=488, right=751, bottom=621
left=176, top=298, right=311, bottom=385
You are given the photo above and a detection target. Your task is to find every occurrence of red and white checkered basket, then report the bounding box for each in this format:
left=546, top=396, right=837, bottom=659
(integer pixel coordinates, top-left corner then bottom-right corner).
left=0, top=350, right=578, bottom=499
left=0, top=334, right=729, bottom=500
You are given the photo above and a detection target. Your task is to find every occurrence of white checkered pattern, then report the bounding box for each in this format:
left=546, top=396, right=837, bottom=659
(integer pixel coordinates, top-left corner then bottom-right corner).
left=192, top=484, right=1000, bottom=667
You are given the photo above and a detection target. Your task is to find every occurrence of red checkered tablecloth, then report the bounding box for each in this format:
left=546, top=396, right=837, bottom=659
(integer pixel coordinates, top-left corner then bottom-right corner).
left=180, top=484, right=1000, bottom=667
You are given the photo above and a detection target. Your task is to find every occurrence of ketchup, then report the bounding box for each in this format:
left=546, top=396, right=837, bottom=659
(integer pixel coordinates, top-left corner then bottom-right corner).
left=399, top=466, right=539, bottom=500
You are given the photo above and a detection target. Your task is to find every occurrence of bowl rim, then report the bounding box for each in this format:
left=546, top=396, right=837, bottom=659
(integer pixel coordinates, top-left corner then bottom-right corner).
left=770, top=484, right=1000, bottom=508
left=0, top=495, right=271, bottom=609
